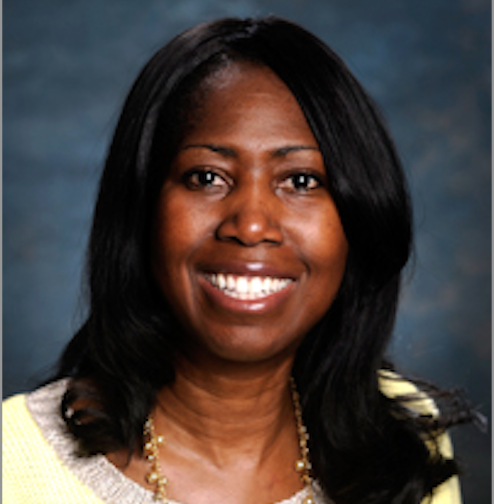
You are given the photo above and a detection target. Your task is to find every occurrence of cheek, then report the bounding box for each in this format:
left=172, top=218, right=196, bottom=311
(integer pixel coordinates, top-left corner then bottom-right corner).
left=153, top=194, right=206, bottom=261
left=151, top=192, right=221, bottom=309
left=293, top=203, right=348, bottom=275
left=311, top=222, right=348, bottom=271
left=152, top=196, right=193, bottom=284
left=151, top=196, right=202, bottom=322
left=299, top=210, right=348, bottom=314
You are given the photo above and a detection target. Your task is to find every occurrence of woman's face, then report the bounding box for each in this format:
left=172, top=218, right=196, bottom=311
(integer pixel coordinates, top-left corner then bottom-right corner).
left=152, top=63, right=348, bottom=365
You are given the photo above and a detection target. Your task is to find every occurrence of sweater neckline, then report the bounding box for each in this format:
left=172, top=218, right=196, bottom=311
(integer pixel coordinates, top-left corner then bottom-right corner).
left=26, top=379, right=323, bottom=504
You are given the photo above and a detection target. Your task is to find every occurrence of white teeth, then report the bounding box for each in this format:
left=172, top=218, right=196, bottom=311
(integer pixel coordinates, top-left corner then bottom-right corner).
left=251, top=277, right=263, bottom=293
left=236, top=276, right=249, bottom=293
left=205, top=274, right=293, bottom=300
left=217, top=274, right=226, bottom=290
left=262, top=277, right=271, bottom=292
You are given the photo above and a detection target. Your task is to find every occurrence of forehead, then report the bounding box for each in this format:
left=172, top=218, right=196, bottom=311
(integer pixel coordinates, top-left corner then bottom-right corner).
left=176, top=61, right=317, bottom=148
left=197, top=61, right=293, bottom=107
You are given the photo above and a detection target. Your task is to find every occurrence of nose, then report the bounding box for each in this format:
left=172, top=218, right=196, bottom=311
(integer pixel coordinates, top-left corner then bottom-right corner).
left=216, top=184, right=283, bottom=246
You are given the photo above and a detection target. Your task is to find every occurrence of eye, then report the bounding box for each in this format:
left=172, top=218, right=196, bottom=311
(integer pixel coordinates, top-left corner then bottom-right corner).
left=184, top=169, right=228, bottom=190
left=280, top=172, right=322, bottom=192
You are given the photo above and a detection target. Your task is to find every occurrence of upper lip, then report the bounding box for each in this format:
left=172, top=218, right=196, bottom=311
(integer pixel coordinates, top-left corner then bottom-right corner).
left=196, top=260, right=300, bottom=280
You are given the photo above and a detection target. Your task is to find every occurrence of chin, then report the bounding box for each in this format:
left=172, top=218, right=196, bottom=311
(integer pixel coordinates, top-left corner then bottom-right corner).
left=182, top=327, right=304, bottom=367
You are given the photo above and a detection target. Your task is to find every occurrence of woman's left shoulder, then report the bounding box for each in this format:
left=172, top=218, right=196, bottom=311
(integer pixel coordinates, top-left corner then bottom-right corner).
left=378, top=369, right=439, bottom=416
left=378, top=370, right=462, bottom=504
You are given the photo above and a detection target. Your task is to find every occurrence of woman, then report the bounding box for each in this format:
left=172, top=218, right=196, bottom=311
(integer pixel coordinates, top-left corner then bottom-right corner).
left=3, top=16, right=474, bottom=504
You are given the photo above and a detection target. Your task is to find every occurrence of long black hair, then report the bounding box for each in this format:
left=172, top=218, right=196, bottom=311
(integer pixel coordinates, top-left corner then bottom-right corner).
left=53, top=16, right=475, bottom=504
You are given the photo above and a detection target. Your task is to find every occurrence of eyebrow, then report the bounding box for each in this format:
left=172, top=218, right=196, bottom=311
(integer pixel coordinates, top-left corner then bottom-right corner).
left=181, top=144, right=237, bottom=157
left=272, top=145, right=320, bottom=157
left=180, top=143, right=320, bottom=158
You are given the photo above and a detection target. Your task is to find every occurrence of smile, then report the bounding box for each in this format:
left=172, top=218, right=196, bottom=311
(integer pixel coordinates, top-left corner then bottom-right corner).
left=204, top=273, right=293, bottom=300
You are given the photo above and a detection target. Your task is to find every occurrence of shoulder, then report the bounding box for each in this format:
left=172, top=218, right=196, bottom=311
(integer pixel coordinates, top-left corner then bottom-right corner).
left=378, top=368, right=439, bottom=415
left=3, top=381, right=108, bottom=504
left=3, top=392, right=31, bottom=430
left=3, top=380, right=70, bottom=460
left=4, top=380, right=65, bottom=429
left=378, top=370, right=462, bottom=504
left=3, top=381, right=165, bottom=504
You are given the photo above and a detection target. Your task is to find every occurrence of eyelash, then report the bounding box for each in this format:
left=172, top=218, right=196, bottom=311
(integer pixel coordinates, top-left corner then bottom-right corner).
left=184, top=170, right=229, bottom=189
left=183, top=169, right=323, bottom=193
left=281, top=173, right=322, bottom=192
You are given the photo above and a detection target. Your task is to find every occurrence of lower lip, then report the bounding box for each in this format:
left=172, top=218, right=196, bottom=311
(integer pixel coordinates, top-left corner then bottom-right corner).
left=198, top=275, right=295, bottom=313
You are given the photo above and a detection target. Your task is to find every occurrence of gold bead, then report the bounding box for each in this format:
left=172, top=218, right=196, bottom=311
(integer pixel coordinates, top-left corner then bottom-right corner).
left=156, top=435, right=165, bottom=444
left=146, top=471, right=159, bottom=483
left=303, top=496, right=314, bottom=504
left=295, top=459, right=306, bottom=472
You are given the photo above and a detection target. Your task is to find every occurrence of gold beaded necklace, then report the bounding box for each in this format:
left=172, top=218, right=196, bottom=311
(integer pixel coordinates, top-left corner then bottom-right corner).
left=143, top=378, right=315, bottom=504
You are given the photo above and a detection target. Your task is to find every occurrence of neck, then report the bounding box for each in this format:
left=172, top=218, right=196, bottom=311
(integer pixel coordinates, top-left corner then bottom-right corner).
left=112, top=353, right=315, bottom=504
left=153, top=355, right=296, bottom=467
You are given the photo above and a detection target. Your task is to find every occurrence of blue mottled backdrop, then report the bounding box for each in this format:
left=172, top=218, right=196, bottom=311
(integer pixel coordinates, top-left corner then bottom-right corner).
left=3, top=1, right=491, bottom=502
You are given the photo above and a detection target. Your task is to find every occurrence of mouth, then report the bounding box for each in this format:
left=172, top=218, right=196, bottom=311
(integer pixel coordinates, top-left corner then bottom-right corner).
left=204, top=272, right=293, bottom=300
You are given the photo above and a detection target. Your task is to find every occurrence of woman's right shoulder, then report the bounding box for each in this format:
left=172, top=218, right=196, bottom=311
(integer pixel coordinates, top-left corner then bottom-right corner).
left=3, top=380, right=112, bottom=503
left=3, top=390, right=36, bottom=437
left=3, top=379, right=68, bottom=433
left=3, top=391, right=27, bottom=414
left=3, top=380, right=70, bottom=472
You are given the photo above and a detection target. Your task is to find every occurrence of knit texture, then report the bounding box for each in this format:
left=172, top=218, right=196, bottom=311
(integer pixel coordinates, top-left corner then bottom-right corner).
left=3, top=376, right=461, bottom=504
